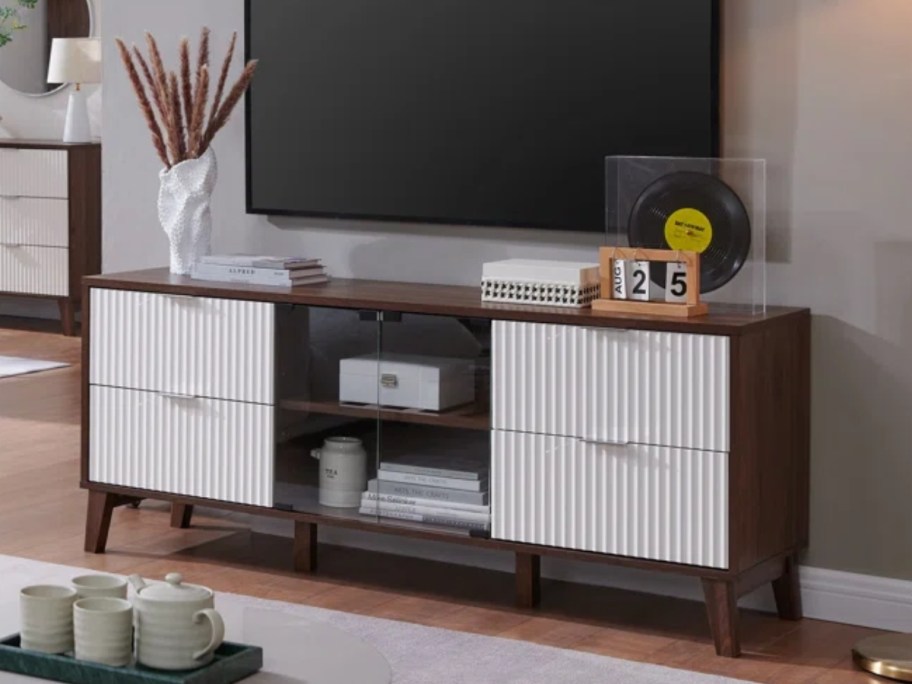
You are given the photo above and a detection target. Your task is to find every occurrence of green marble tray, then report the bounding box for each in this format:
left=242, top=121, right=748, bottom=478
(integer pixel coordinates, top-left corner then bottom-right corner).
left=0, top=635, right=263, bottom=683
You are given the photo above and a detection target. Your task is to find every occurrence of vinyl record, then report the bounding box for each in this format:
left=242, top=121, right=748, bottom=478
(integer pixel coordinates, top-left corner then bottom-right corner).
left=627, top=171, right=751, bottom=294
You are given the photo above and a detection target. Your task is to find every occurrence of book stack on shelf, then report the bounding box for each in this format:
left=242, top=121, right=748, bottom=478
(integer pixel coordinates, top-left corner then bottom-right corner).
left=190, top=255, right=329, bottom=287
left=360, top=454, right=490, bottom=532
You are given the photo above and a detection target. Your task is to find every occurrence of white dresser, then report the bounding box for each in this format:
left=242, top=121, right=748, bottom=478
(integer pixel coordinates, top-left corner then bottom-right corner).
left=0, top=140, right=101, bottom=335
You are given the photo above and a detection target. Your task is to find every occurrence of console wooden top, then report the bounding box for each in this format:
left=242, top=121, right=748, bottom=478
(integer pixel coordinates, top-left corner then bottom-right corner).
left=0, top=138, right=101, bottom=149
left=85, top=268, right=807, bottom=336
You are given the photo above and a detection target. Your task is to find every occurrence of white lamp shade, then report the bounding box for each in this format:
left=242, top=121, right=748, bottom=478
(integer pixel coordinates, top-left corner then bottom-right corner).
left=47, top=38, right=102, bottom=85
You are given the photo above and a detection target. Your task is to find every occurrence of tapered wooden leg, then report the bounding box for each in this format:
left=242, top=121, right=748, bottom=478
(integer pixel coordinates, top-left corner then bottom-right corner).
left=84, top=491, right=117, bottom=554
left=772, top=554, right=803, bottom=620
left=515, top=552, right=541, bottom=608
left=702, top=579, right=741, bottom=658
left=58, top=299, right=76, bottom=337
left=170, top=503, right=194, bottom=529
left=293, top=521, right=318, bottom=573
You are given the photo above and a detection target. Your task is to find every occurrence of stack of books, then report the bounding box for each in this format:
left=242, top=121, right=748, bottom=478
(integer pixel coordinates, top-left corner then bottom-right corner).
left=190, top=255, right=329, bottom=287
left=360, top=454, right=490, bottom=532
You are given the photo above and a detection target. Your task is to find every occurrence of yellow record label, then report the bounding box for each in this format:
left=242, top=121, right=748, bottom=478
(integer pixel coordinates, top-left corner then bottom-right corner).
left=664, top=208, right=713, bottom=253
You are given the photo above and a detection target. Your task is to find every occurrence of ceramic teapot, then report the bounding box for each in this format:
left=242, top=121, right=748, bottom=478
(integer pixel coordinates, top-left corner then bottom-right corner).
left=129, top=572, right=225, bottom=671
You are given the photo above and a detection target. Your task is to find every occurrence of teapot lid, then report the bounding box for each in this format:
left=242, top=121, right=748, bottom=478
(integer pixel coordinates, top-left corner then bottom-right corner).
left=139, top=573, right=211, bottom=602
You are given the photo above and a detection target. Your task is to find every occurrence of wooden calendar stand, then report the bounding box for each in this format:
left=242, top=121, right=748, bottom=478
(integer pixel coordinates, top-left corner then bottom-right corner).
left=593, top=247, right=710, bottom=318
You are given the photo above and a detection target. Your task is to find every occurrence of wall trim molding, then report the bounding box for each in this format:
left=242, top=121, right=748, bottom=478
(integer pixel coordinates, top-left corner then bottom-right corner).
left=243, top=515, right=912, bottom=633
left=791, top=566, right=912, bottom=632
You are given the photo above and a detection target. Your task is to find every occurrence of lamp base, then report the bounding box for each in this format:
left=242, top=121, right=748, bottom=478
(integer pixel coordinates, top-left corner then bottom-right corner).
left=853, top=634, right=912, bottom=681
left=63, top=87, right=91, bottom=143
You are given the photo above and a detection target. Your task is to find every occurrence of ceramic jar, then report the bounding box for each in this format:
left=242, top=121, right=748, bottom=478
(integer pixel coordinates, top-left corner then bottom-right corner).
left=311, top=436, right=368, bottom=508
left=129, top=572, right=225, bottom=671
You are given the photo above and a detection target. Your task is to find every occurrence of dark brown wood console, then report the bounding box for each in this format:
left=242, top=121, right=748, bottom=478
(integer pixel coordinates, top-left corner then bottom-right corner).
left=81, top=268, right=810, bottom=657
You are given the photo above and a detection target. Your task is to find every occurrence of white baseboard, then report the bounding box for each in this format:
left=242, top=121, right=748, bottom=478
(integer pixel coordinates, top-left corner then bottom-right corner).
left=240, top=512, right=911, bottom=632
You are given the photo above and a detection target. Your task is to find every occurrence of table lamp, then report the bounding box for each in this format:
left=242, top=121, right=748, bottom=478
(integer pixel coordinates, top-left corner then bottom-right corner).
left=47, top=38, right=101, bottom=143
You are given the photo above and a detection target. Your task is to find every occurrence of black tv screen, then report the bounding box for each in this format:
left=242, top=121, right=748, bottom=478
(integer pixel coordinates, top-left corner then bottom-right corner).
left=246, top=0, right=720, bottom=232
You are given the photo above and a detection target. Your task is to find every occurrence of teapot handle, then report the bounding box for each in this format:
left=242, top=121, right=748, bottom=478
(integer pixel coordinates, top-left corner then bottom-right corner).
left=192, top=609, right=225, bottom=662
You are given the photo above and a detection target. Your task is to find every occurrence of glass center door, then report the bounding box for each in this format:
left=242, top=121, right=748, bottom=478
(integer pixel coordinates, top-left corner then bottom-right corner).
left=373, top=312, right=492, bottom=537
left=273, top=305, right=380, bottom=522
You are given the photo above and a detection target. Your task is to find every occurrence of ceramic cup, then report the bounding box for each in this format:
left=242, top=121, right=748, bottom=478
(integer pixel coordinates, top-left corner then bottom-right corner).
left=72, top=574, right=128, bottom=600
left=74, top=598, right=133, bottom=667
left=20, top=585, right=77, bottom=654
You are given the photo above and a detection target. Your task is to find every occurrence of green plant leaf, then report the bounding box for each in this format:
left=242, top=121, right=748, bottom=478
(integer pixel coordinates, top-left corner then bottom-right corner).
left=0, top=0, right=37, bottom=46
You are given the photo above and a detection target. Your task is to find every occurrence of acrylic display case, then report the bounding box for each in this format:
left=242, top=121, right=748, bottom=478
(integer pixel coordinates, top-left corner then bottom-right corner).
left=605, top=156, right=767, bottom=314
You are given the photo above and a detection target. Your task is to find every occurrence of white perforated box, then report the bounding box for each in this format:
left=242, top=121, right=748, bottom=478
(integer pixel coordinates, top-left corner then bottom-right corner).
left=481, top=259, right=600, bottom=308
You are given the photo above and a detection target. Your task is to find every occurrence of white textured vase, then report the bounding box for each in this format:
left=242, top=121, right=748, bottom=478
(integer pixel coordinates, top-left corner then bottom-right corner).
left=158, top=148, right=218, bottom=275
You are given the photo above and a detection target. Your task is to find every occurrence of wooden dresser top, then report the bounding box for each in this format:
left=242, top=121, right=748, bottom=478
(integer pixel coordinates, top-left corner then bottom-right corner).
left=86, top=268, right=808, bottom=336
left=0, top=138, right=100, bottom=150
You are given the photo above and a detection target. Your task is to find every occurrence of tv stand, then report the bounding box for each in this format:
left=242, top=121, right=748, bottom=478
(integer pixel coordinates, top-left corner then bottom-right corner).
left=81, top=269, right=810, bottom=658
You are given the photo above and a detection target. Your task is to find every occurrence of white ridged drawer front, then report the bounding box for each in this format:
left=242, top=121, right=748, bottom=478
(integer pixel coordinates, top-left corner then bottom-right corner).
left=90, top=289, right=274, bottom=404
left=0, top=197, right=69, bottom=247
left=0, top=245, right=68, bottom=296
left=492, top=430, right=728, bottom=569
left=89, top=386, right=274, bottom=507
left=492, top=321, right=729, bottom=452
left=0, top=149, right=68, bottom=198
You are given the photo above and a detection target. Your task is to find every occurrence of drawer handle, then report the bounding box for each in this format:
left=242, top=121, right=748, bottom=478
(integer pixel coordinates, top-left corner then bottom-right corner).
left=165, top=294, right=195, bottom=301
left=160, top=392, right=198, bottom=400
left=587, top=327, right=632, bottom=334
left=579, top=438, right=630, bottom=448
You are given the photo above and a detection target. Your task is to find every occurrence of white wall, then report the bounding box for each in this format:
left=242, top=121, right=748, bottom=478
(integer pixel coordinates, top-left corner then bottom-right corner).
left=102, top=0, right=912, bottom=580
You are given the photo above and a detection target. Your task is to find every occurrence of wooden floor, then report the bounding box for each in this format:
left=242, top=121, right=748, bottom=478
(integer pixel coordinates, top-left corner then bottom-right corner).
left=0, top=319, right=889, bottom=683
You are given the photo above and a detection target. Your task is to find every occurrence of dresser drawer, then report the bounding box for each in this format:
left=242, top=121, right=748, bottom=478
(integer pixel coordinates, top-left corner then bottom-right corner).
left=0, top=149, right=68, bottom=198
left=89, top=386, right=274, bottom=507
left=0, top=197, right=68, bottom=247
left=90, top=289, right=274, bottom=404
left=492, top=321, right=729, bottom=452
left=491, top=430, right=728, bottom=568
left=0, top=245, right=68, bottom=296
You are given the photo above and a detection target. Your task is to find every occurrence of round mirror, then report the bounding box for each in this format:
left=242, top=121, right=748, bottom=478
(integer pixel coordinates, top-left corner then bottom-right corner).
left=0, top=0, right=93, bottom=97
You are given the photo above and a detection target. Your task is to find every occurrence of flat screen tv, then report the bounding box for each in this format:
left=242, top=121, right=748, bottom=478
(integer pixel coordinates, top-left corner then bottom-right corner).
left=246, top=0, right=720, bottom=233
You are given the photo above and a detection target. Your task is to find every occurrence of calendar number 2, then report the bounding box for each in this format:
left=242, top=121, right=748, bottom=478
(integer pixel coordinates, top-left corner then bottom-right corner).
left=629, top=261, right=651, bottom=301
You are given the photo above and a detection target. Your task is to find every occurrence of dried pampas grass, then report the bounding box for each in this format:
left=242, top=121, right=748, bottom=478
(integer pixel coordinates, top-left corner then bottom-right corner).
left=116, top=27, right=257, bottom=170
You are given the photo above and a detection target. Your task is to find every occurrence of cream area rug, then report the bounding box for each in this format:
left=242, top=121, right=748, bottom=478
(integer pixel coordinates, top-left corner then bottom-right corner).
left=0, top=555, right=748, bottom=684
left=0, top=356, right=68, bottom=379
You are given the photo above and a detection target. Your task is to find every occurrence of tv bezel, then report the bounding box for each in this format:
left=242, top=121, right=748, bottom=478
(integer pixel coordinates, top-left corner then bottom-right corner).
left=244, top=0, right=721, bottom=232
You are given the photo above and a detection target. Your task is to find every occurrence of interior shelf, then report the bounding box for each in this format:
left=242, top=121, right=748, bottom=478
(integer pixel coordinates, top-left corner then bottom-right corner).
left=280, top=398, right=490, bottom=431
left=274, top=480, right=485, bottom=539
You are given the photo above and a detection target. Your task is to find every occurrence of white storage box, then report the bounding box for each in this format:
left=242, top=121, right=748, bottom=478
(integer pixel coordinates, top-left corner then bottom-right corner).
left=481, top=259, right=600, bottom=308
left=339, top=354, right=475, bottom=411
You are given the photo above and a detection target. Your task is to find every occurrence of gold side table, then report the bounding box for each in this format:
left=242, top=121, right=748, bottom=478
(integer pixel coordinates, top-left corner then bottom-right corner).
left=854, top=634, right=912, bottom=681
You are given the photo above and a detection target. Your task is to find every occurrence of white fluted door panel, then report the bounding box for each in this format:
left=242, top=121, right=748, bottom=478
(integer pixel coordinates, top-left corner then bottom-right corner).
left=0, top=197, right=69, bottom=247
left=492, top=430, right=728, bottom=568
left=89, top=386, right=274, bottom=507
left=0, top=149, right=68, bottom=198
left=492, top=321, right=729, bottom=452
left=0, top=245, right=68, bottom=296
left=90, top=289, right=274, bottom=404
